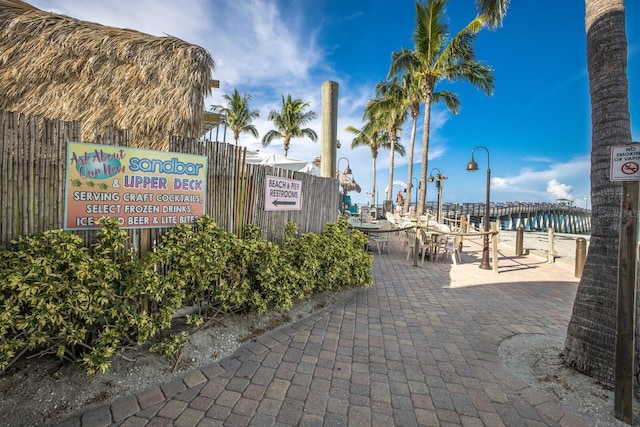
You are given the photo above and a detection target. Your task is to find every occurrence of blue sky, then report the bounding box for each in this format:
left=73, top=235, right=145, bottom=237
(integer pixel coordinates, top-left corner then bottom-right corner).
left=31, top=0, right=639, bottom=207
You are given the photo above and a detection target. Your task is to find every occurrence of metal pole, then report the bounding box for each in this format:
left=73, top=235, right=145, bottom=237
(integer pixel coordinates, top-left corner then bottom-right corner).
left=438, top=179, right=443, bottom=223
left=480, top=168, right=491, bottom=269
left=436, top=181, right=442, bottom=222
left=465, top=146, right=491, bottom=270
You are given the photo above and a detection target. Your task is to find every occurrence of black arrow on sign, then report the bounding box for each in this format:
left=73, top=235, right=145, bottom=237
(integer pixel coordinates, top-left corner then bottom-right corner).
left=272, top=199, right=296, bottom=206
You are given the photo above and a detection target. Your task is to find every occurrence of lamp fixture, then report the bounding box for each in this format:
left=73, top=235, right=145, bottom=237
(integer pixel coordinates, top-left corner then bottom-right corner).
left=338, top=157, right=352, bottom=175
left=427, top=168, right=447, bottom=221
left=465, top=146, right=491, bottom=270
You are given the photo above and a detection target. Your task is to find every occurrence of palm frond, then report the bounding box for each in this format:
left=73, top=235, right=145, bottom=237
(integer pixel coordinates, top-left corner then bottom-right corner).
left=476, top=0, right=510, bottom=29
left=414, top=0, right=448, bottom=65
left=432, top=90, right=460, bottom=115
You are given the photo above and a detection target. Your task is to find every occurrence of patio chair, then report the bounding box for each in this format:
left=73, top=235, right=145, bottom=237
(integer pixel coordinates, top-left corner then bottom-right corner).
left=385, top=211, right=397, bottom=224
left=406, top=228, right=430, bottom=264
left=369, top=220, right=393, bottom=254
left=397, top=218, right=414, bottom=250
left=348, top=216, right=362, bottom=228
left=438, top=234, right=462, bottom=265
left=431, top=223, right=451, bottom=261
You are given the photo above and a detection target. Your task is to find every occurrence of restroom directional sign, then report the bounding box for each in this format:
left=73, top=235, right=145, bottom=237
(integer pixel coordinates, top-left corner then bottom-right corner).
left=611, top=145, right=640, bottom=181
left=264, top=175, right=303, bottom=211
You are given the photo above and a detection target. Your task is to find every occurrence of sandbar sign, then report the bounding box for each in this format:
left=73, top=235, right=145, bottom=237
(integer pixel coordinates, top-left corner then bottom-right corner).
left=264, top=175, right=302, bottom=211
left=611, top=145, right=640, bottom=181
left=64, top=142, right=207, bottom=229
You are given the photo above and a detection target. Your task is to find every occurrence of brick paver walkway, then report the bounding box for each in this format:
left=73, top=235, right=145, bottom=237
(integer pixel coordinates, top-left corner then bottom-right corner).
left=57, top=234, right=590, bottom=426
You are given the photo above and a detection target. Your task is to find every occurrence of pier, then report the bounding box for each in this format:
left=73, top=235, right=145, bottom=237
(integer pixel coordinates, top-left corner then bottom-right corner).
left=392, top=201, right=592, bottom=234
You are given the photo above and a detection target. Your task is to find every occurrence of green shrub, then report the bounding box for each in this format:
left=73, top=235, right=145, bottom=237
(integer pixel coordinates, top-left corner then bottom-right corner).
left=147, top=216, right=253, bottom=319
left=149, top=331, right=188, bottom=365
left=0, top=215, right=373, bottom=375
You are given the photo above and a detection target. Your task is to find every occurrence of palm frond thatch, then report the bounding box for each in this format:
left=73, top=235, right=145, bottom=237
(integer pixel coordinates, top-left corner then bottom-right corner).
left=338, top=170, right=361, bottom=194
left=312, top=156, right=361, bottom=193
left=0, top=0, right=215, bottom=150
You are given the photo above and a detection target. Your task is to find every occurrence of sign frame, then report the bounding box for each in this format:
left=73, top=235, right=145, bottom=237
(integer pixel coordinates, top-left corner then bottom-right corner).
left=611, top=145, right=640, bottom=181
left=264, top=175, right=303, bottom=211
left=64, top=142, right=208, bottom=230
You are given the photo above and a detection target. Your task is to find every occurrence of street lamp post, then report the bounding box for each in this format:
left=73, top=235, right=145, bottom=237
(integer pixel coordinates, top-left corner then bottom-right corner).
left=337, top=157, right=353, bottom=213
left=411, top=178, right=419, bottom=211
left=337, top=157, right=352, bottom=176
left=466, top=146, right=491, bottom=270
left=427, top=168, right=447, bottom=222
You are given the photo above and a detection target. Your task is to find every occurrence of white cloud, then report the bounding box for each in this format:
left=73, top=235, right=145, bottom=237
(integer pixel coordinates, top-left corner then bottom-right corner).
left=40, top=0, right=323, bottom=91
left=31, top=0, right=210, bottom=42
left=206, top=0, right=324, bottom=89
left=491, top=156, right=589, bottom=202
left=546, top=179, right=573, bottom=200
left=425, top=108, right=451, bottom=162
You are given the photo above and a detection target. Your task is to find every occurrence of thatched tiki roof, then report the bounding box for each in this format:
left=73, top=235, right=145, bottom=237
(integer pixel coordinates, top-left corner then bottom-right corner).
left=312, top=156, right=361, bottom=194
left=0, top=0, right=215, bottom=150
left=337, top=170, right=361, bottom=194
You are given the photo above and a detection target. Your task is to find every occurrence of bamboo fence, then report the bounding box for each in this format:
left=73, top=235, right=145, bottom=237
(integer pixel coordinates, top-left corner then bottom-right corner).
left=0, top=110, right=340, bottom=251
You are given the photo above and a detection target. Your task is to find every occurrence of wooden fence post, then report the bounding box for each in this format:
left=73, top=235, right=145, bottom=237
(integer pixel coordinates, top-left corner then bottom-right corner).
left=491, top=222, right=499, bottom=273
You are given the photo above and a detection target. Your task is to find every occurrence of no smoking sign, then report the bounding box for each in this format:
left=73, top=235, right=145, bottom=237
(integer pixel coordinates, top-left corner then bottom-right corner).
left=611, top=145, right=640, bottom=181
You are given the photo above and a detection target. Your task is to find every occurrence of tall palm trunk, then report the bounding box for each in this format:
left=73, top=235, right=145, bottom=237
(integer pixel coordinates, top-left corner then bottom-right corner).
left=417, top=91, right=433, bottom=217
left=284, top=138, right=291, bottom=157
left=563, top=0, right=632, bottom=389
left=387, top=136, right=396, bottom=201
left=403, top=113, right=419, bottom=214
left=371, top=151, right=378, bottom=207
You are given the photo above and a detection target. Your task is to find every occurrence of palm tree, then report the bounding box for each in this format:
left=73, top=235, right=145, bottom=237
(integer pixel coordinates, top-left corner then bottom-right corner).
left=366, top=78, right=409, bottom=202
left=262, top=94, right=318, bottom=157
left=390, top=0, right=494, bottom=216
left=346, top=122, right=405, bottom=208
left=389, top=60, right=422, bottom=214
left=389, top=49, right=461, bottom=214
left=475, top=0, right=510, bottom=28
left=476, top=0, right=638, bottom=407
left=564, top=0, right=633, bottom=397
left=211, top=89, right=259, bottom=146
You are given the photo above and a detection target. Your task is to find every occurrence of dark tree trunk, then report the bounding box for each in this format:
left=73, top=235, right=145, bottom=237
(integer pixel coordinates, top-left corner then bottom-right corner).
left=563, top=0, right=632, bottom=389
